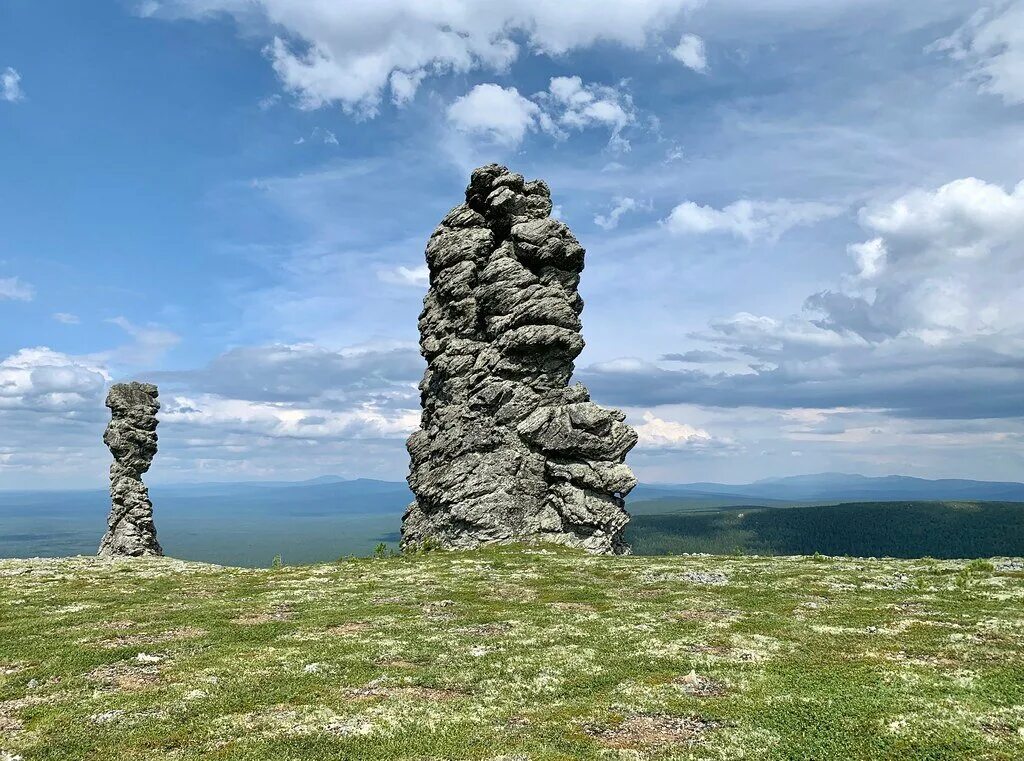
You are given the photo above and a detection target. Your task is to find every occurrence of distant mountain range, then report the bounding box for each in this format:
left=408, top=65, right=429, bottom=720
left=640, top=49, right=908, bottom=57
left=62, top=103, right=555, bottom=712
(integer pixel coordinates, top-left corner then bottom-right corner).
left=631, top=472, right=1024, bottom=504
left=155, top=472, right=1024, bottom=507
left=5, top=472, right=1023, bottom=513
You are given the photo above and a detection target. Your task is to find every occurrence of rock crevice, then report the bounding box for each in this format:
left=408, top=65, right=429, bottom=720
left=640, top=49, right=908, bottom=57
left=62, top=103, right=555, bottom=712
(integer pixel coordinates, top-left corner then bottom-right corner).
left=98, top=382, right=163, bottom=557
left=403, top=164, right=637, bottom=554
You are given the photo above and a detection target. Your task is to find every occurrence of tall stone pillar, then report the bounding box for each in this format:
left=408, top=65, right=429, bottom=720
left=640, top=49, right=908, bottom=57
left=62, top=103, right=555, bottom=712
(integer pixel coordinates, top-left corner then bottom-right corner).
left=402, top=164, right=638, bottom=555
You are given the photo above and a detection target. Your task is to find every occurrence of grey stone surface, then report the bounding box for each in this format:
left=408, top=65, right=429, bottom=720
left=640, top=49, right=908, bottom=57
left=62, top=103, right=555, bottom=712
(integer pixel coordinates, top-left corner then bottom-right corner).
left=402, top=164, right=638, bottom=555
left=98, top=382, right=163, bottom=557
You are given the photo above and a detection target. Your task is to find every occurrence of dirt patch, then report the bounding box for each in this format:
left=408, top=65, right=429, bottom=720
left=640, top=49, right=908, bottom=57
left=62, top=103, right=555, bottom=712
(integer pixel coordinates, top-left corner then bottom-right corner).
left=325, top=622, right=370, bottom=636
left=586, top=714, right=719, bottom=749
left=672, top=670, right=728, bottom=697
left=344, top=683, right=464, bottom=702
left=87, top=661, right=162, bottom=691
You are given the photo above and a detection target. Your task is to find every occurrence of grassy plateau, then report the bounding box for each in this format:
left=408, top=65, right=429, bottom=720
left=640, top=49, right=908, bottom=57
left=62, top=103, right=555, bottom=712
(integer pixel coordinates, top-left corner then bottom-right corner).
left=1, top=547, right=1023, bottom=760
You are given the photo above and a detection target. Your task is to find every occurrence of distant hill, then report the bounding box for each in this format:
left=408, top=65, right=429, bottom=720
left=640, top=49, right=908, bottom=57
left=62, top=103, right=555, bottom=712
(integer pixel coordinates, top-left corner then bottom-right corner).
left=632, top=473, right=1024, bottom=504
left=628, top=501, right=1024, bottom=559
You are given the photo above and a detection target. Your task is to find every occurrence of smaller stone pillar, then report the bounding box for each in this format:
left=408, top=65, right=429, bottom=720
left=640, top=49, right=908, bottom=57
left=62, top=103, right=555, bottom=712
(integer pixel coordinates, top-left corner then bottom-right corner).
left=98, top=382, right=163, bottom=557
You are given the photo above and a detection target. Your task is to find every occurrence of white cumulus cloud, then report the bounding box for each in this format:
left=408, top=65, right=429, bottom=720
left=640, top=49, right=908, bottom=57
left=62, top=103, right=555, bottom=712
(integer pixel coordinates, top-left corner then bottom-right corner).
left=811, top=177, right=1024, bottom=341
left=633, top=411, right=729, bottom=451
left=858, top=177, right=1024, bottom=262
left=670, top=33, right=708, bottom=72
left=148, top=0, right=698, bottom=116
left=848, top=238, right=887, bottom=280
left=447, top=84, right=544, bottom=146
left=0, top=348, right=110, bottom=413
left=449, top=76, right=637, bottom=148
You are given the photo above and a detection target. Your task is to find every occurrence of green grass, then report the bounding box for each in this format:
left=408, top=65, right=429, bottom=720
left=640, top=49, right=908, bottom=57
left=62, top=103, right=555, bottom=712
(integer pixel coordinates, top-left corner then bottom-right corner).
left=1, top=547, right=1023, bottom=760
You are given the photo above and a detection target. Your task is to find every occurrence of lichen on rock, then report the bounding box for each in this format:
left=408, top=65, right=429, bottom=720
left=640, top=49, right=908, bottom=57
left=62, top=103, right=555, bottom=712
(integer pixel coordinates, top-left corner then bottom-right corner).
left=98, top=382, right=163, bottom=557
left=402, top=163, right=638, bottom=554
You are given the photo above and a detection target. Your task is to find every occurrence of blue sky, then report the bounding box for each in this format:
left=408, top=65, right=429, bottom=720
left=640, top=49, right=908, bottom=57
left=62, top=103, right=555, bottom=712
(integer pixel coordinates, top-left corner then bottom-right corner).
left=1, top=0, right=1023, bottom=488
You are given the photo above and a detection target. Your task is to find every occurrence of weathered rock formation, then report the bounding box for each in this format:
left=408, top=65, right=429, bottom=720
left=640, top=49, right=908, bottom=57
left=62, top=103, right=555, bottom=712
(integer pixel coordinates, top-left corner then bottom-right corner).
left=98, top=382, right=163, bottom=557
left=402, top=164, right=638, bottom=554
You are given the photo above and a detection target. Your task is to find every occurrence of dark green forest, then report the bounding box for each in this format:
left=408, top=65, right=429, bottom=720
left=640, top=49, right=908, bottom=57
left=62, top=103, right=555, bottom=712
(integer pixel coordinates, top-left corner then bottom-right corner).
left=627, top=501, right=1024, bottom=558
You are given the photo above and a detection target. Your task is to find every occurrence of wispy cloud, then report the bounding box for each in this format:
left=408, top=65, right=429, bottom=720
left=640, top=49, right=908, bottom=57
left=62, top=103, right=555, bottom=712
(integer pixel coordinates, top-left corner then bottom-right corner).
left=1, top=67, right=23, bottom=102
left=0, top=277, right=34, bottom=301
left=660, top=350, right=732, bottom=363
left=106, top=316, right=182, bottom=364
left=378, top=264, right=429, bottom=287
left=594, top=197, right=646, bottom=230
left=663, top=198, right=843, bottom=242
left=929, top=2, right=1024, bottom=105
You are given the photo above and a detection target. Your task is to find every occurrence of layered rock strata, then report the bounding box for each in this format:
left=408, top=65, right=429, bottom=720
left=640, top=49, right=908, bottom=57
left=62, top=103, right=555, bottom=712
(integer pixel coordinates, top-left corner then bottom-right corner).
left=402, top=164, right=638, bottom=554
left=98, top=382, right=163, bottom=557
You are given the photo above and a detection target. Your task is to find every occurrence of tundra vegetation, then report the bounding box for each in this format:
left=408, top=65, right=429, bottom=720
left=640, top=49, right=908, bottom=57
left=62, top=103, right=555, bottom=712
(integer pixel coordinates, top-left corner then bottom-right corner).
left=2, top=546, right=1022, bottom=760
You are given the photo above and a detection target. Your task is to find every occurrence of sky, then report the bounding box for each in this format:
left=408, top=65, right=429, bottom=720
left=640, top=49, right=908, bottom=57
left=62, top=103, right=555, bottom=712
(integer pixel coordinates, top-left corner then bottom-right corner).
left=1, top=0, right=1023, bottom=488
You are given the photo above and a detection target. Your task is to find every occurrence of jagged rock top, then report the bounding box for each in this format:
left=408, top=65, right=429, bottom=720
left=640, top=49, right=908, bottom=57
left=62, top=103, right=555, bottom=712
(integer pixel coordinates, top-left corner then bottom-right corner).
left=402, top=164, right=637, bottom=555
